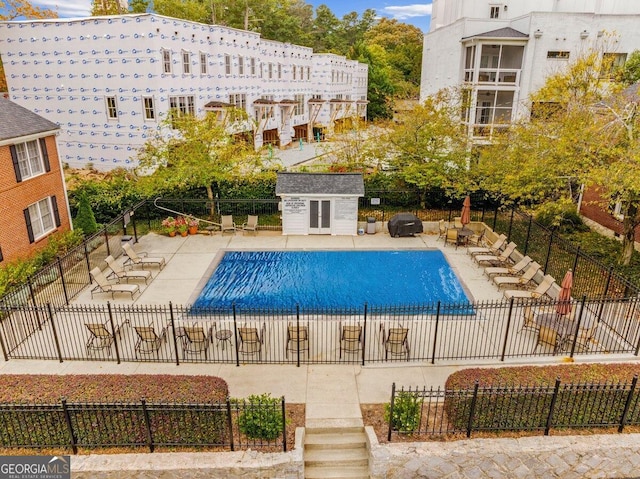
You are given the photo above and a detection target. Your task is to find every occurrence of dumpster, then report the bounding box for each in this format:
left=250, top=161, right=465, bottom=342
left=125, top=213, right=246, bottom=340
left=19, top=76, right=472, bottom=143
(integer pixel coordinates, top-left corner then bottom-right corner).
left=367, top=217, right=376, bottom=234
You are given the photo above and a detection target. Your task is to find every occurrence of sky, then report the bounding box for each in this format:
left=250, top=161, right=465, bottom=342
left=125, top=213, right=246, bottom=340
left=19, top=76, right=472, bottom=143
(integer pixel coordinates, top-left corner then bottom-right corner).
left=27, top=0, right=433, bottom=32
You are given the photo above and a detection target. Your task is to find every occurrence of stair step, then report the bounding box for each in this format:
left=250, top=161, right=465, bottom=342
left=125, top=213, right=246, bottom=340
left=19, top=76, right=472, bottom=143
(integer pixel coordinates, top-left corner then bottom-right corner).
left=304, top=432, right=367, bottom=449
left=305, top=465, right=369, bottom=479
left=306, top=426, right=365, bottom=435
left=305, top=448, right=369, bottom=467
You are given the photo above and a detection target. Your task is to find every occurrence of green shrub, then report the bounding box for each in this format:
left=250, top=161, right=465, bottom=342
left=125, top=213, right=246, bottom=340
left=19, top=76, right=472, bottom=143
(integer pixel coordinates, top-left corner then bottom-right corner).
left=533, top=199, right=588, bottom=233
left=73, top=193, right=99, bottom=235
left=384, top=391, right=422, bottom=433
left=236, top=393, right=284, bottom=440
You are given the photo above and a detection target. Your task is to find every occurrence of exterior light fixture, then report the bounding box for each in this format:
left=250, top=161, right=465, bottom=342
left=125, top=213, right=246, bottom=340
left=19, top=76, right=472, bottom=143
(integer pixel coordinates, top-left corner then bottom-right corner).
left=534, top=29, right=542, bottom=38
left=580, top=30, right=589, bottom=39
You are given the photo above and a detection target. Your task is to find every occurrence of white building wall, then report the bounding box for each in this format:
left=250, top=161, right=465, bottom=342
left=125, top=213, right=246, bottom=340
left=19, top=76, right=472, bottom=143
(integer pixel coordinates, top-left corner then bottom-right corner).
left=421, top=8, right=640, bottom=121
left=430, top=0, right=640, bottom=30
left=0, top=13, right=367, bottom=171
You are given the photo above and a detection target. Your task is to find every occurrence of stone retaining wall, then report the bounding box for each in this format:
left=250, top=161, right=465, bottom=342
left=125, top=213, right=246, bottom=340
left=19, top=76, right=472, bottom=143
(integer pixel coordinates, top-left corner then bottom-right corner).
left=367, top=428, right=640, bottom=478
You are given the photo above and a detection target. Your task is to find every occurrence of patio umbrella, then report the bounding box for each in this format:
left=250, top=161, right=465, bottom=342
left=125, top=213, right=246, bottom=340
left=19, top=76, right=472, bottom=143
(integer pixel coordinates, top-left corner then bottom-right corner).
left=460, top=196, right=471, bottom=227
left=556, top=269, right=573, bottom=316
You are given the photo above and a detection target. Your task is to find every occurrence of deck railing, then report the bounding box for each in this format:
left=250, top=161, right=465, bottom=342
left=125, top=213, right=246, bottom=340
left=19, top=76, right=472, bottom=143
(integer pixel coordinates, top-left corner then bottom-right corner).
left=1, top=296, right=639, bottom=365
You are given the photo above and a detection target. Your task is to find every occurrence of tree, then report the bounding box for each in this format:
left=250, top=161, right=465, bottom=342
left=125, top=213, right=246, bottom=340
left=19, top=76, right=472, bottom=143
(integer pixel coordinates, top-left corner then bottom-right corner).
left=364, top=18, right=423, bottom=99
left=377, top=88, right=471, bottom=196
left=153, top=0, right=210, bottom=24
left=128, top=0, right=149, bottom=13
left=91, top=0, right=126, bottom=16
left=351, top=42, right=395, bottom=121
left=0, top=0, right=58, bottom=20
left=73, top=193, right=99, bottom=236
left=618, top=50, right=640, bottom=86
left=135, top=112, right=262, bottom=217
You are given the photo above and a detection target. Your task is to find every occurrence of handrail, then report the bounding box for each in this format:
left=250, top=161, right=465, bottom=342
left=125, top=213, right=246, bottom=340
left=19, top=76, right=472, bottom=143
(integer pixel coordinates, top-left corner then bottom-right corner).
left=152, top=197, right=221, bottom=228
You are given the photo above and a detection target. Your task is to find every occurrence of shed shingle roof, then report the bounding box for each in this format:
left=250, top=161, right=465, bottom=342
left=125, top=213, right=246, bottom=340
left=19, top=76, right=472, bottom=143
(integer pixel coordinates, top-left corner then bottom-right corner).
left=0, top=97, right=59, bottom=142
left=276, top=172, right=364, bottom=196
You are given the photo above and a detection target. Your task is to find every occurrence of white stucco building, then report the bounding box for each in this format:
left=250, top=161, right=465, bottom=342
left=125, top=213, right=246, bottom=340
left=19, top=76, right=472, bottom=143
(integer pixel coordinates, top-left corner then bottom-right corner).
left=0, top=14, right=368, bottom=170
left=421, top=0, right=640, bottom=139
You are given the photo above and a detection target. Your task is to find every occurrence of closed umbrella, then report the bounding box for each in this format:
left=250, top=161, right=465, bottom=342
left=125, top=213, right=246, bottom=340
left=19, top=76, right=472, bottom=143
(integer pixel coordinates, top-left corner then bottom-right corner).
left=460, top=196, right=471, bottom=227
left=556, top=269, right=573, bottom=316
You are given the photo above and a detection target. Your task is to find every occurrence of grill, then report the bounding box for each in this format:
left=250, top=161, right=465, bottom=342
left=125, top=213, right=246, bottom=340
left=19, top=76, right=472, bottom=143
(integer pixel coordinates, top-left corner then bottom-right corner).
left=388, top=213, right=423, bottom=237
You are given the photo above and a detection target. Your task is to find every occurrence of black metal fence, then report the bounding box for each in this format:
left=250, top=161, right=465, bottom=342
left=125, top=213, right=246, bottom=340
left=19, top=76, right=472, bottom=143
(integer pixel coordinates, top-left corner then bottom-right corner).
left=387, top=375, right=640, bottom=440
left=1, top=295, right=639, bottom=365
left=0, top=396, right=287, bottom=453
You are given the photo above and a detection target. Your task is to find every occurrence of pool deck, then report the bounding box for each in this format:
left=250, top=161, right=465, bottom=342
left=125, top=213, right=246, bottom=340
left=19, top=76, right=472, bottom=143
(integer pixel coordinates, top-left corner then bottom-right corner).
left=1, top=230, right=628, bottom=409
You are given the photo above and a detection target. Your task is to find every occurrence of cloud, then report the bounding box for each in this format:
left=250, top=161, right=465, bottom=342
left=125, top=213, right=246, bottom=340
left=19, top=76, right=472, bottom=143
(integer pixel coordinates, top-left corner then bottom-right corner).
left=34, top=0, right=91, bottom=18
left=382, top=4, right=432, bottom=20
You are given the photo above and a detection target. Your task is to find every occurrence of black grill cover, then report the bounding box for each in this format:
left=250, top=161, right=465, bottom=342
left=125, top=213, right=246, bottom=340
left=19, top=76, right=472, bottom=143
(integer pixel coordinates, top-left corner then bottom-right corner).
left=388, top=213, right=423, bottom=237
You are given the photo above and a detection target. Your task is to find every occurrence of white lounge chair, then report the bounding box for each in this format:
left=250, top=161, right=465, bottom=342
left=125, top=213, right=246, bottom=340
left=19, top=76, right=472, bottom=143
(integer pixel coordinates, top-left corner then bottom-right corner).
left=485, top=255, right=532, bottom=278
left=89, top=267, right=140, bottom=299
left=104, top=255, right=152, bottom=284
left=221, top=215, right=237, bottom=234
left=468, top=234, right=507, bottom=257
left=242, top=215, right=258, bottom=234
left=504, top=274, right=556, bottom=300
left=474, top=242, right=517, bottom=266
left=122, top=243, right=166, bottom=270
left=492, top=262, right=541, bottom=290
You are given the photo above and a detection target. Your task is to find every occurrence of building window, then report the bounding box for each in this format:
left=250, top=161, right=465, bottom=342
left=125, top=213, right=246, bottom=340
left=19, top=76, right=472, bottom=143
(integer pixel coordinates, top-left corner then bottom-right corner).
left=547, top=51, right=570, bottom=59
left=229, top=93, right=247, bottom=112
left=106, top=96, right=118, bottom=119
left=250, top=57, right=256, bottom=75
left=0, top=246, right=3, bottom=263
left=200, top=52, right=207, bottom=74
left=238, top=56, right=244, bottom=75
left=490, top=6, right=501, bottom=19
left=306, top=66, right=311, bottom=80
left=278, top=63, right=282, bottom=79
left=225, top=54, right=231, bottom=75
left=601, top=52, right=627, bottom=79
left=10, top=139, right=50, bottom=182
left=169, top=95, right=195, bottom=120
left=162, top=49, right=172, bottom=74
left=25, top=196, right=60, bottom=243
left=182, top=51, right=191, bottom=74
left=268, top=63, right=273, bottom=79
left=293, top=65, right=297, bottom=80
left=294, top=94, right=305, bottom=115
left=143, top=97, right=155, bottom=120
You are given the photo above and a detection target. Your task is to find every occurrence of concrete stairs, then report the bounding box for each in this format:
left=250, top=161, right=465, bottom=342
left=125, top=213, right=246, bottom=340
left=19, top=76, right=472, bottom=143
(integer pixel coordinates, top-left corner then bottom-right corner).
left=304, top=426, right=369, bottom=479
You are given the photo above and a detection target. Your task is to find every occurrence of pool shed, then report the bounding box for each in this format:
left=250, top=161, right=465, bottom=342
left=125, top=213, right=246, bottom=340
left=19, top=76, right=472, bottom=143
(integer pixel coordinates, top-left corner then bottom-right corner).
left=276, top=172, right=364, bottom=235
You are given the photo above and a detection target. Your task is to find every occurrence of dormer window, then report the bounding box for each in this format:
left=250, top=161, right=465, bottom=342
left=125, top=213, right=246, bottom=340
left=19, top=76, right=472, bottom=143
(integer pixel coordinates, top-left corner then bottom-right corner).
left=490, top=5, right=501, bottom=19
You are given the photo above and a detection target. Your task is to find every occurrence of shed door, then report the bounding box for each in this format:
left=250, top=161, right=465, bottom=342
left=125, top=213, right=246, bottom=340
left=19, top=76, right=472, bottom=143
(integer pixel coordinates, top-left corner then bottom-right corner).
left=309, top=200, right=331, bottom=234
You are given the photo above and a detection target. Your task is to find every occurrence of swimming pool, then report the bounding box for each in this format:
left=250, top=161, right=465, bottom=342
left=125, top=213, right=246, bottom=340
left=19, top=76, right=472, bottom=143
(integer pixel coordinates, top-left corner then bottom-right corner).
left=191, top=250, right=472, bottom=311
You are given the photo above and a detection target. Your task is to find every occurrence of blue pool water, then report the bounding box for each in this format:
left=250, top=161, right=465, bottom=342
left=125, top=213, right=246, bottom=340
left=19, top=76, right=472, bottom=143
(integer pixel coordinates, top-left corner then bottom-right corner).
left=191, top=250, right=471, bottom=310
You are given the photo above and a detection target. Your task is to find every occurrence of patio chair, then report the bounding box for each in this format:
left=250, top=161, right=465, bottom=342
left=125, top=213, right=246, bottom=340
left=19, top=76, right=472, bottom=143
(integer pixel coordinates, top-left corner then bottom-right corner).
left=504, top=274, right=556, bottom=300
left=286, top=322, right=309, bottom=358
left=85, top=319, right=128, bottom=355
left=466, top=229, right=485, bottom=248
left=533, top=325, right=561, bottom=354
left=339, top=323, right=362, bottom=359
left=473, top=242, right=517, bottom=267
left=573, top=321, right=598, bottom=353
left=484, top=255, right=532, bottom=278
left=519, top=305, right=540, bottom=334
left=468, top=234, right=507, bottom=257
left=221, top=215, right=237, bottom=234
left=444, top=228, right=459, bottom=249
left=437, top=219, right=447, bottom=240
left=181, top=324, right=211, bottom=360
left=383, top=327, right=410, bottom=361
left=492, top=262, right=541, bottom=290
left=239, top=325, right=264, bottom=359
left=104, top=255, right=152, bottom=284
left=453, top=216, right=463, bottom=229
left=89, top=267, right=140, bottom=300
left=122, top=243, right=166, bottom=270
left=133, top=323, right=166, bottom=358
left=242, top=215, right=259, bottom=234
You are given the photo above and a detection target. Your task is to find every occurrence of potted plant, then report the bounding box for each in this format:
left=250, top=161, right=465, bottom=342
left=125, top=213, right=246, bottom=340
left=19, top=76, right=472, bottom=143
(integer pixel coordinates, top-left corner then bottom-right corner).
left=187, top=216, right=199, bottom=235
left=161, top=216, right=177, bottom=237
left=175, top=216, right=188, bottom=237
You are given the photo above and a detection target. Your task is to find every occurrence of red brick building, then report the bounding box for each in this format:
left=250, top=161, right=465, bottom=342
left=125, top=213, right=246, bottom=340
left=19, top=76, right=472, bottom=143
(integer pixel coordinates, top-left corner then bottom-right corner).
left=0, top=97, right=72, bottom=263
